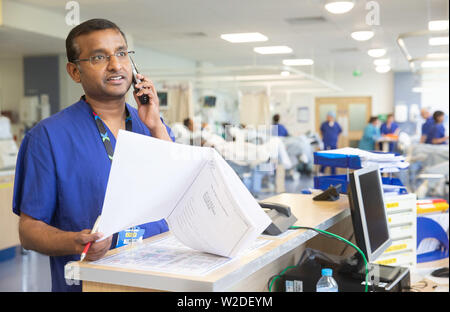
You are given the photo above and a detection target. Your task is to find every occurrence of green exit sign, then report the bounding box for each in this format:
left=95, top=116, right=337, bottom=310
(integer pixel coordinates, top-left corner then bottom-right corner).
left=353, top=70, right=362, bottom=77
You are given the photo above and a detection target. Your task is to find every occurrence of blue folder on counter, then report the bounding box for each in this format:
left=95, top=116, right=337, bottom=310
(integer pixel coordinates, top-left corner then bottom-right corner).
left=313, top=151, right=407, bottom=195
left=313, top=152, right=362, bottom=169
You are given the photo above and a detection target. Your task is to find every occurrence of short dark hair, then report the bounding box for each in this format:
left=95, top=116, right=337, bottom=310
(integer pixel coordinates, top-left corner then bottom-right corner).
left=183, top=118, right=192, bottom=128
left=433, top=110, right=444, bottom=122
left=273, top=114, right=280, bottom=124
left=369, top=116, right=378, bottom=124
left=66, top=18, right=127, bottom=62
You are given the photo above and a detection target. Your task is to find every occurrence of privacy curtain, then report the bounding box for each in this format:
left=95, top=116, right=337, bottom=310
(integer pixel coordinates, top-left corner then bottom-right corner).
left=239, top=92, right=270, bottom=127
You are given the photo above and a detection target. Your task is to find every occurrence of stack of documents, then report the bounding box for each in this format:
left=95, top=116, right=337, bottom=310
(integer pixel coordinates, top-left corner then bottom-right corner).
left=96, top=130, right=271, bottom=258
left=319, top=147, right=409, bottom=172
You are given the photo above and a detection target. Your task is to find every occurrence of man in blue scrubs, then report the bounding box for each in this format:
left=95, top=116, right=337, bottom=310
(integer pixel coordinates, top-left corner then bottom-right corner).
left=426, top=111, right=449, bottom=145
left=12, top=19, right=175, bottom=292
left=379, top=113, right=399, bottom=152
left=420, top=108, right=435, bottom=143
left=272, top=114, right=289, bottom=137
left=319, top=111, right=342, bottom=174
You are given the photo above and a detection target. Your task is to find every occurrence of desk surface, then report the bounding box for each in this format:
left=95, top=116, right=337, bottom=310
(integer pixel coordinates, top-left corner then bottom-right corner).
left=65, top=193, right=350, bottom=291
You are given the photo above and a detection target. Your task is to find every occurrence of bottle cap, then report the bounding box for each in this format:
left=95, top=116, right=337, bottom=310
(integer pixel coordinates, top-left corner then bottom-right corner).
left=322, top=268, right=333, bottom=276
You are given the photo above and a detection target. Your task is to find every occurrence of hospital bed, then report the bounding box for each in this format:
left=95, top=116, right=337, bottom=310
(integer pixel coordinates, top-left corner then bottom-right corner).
left=406, top=143, right=449, bottom=200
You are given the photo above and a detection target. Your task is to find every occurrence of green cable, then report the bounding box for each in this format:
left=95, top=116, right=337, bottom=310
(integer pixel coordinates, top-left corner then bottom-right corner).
left=269, top=226, right=369, bottom=292
left=268, top=265, right=297, bottom=292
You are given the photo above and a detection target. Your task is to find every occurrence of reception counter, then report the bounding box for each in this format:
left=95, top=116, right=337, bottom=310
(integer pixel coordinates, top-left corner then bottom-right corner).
left=65, top=193, right=352, bottom=292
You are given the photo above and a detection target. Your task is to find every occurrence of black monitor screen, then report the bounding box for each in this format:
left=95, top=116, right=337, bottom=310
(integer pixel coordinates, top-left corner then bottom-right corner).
left=204, top=96, right=216, bottom=107
left=359, top=170, right=390, bottom=253
left=158, top=92, right=168, bottom=107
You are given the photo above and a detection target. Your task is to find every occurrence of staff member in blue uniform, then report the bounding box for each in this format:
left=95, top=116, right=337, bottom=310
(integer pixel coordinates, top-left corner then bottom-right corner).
left=420, top=107, right=435, bottom=143
left=319, top=111, right=342, bottom=174
left=272, top=114, right=289, bottom=137
left=359, top=116, right=381, bottom=151
left=379, top=113, right=399, bottom=152
left=426, top=111, right=449, bottom=145
left=12, top=19, right=175, bottom=292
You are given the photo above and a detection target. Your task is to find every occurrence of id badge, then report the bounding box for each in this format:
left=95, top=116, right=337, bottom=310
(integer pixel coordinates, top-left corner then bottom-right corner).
left=116, top=227, right=145, bottom=248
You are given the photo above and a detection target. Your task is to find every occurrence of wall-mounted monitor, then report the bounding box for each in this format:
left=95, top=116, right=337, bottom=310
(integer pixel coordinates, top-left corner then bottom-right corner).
left=204, top=96, right=216, bottom=108
left=157, top=91, right=168, bottom=110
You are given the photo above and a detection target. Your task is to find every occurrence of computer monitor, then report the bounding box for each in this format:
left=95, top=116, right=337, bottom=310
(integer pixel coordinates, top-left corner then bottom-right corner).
left=157, top=91, right=168, bottom=110
left=348, top=166, right=392, bottom=263
left=204, top=96, right=216, bottom=107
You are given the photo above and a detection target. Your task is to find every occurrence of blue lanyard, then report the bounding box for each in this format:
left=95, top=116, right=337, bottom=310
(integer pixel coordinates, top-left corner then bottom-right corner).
left=82, top=95, right=132, bottom=162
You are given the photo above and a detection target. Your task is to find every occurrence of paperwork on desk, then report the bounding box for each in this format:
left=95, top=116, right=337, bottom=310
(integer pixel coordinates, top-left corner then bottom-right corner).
left=96, top=130, right=271, bottom=258
left=91, top=234, right=271, bottom=276
left=319, top=147, right=409, bottom=171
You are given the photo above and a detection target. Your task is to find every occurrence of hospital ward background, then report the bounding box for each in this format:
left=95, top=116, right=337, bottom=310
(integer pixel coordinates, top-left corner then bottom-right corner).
left=0, top=0, right=448, bottom=293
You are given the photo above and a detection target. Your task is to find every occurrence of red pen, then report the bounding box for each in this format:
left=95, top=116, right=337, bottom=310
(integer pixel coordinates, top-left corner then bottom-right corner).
left=80, top=215, right=102, bottom=262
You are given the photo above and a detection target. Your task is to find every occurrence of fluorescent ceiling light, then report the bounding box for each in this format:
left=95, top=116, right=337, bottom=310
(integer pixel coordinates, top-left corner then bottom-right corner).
left=421, top=60, right=449, bottom=68
left=426, top=53, right=449, bottom=59
left=429, top=37, right=449, bottom=46
left=375, top=65, right=391, bottom=73
left=254, top=46, right=293, bottom=54
left=280, top=71, right=290, bottom=76
left=428, top=20, right=449, bottom=31
left=282, top=59, right=314, bottom=66
left=374, top=58, right=390, bottom=66
left=325, top=1, right=354, bottom=14
left=367, top=49, right=386, bottom=58
left=220, top=32, right=268, bottom=43
left=351, top=31, right=374, bottom=41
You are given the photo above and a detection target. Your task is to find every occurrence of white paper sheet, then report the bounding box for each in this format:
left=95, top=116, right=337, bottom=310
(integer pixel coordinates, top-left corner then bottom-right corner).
left=96, top=130, right=271, bottom=258
left=97, top=130, right=207, bottom=238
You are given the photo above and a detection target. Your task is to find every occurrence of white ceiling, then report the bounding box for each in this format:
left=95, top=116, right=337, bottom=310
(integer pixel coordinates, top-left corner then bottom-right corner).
left=3, top=0, right=450, bottom=75
left=0, top=26, right=64, bottom=57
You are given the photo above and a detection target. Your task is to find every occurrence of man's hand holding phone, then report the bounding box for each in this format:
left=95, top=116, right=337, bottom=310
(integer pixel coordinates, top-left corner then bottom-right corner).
left=132, top=73, right=171, bottom=141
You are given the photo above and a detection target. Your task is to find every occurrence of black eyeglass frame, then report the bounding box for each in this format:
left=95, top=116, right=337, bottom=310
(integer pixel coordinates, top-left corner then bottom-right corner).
left=72, top=50, right=135, bottom=65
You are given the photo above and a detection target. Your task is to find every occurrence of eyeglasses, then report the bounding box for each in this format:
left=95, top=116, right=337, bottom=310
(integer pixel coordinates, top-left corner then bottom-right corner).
left=73, top=50, right=135, bottom=66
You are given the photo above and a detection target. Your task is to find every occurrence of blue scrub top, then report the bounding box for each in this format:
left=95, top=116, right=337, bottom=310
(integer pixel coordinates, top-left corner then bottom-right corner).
left=422, top=117, right=435, bottom=141
left=359, top=124, right=380, bottom=151
left=12, top=98, right=175, bottom=292
left=273, top=124, right=289, bottom=137
left=380, top=122, right=398, bottom=152
left=380, top=122, right=398, bottom=135
left=426, top=123, right=446, bottom=144
left=320, top=121, right=342, bottom=149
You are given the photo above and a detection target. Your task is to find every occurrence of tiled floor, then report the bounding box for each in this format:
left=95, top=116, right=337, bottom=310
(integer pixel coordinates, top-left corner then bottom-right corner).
left=0, top=175, right=314, bottom=292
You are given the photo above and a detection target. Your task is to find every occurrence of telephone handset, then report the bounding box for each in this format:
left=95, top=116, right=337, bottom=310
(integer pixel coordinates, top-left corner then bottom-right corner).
left=259, top=202, right=298, bottom=236
left=129, top=56, right=149, bottom=105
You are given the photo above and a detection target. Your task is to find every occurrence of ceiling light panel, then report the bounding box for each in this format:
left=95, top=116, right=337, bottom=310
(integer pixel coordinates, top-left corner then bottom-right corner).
left=375, top=65, right=391, bottom=73
left=254, top=46, right=293, bottom=54
left=220, top=32, right=268, bottom=43
left=428, top=20, right=449, bottom=31
left=325, top=1, right=355, bottom=14
left=367, top=49, right=386, bottom=58
left=374, top=58, right=390, bottom=66
left=351, top=31, right=374, bottom=41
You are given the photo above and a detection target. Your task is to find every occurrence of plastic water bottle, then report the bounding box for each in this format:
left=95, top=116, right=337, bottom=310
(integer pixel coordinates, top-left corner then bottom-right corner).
left=316, top=268, right=338, bottom=292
